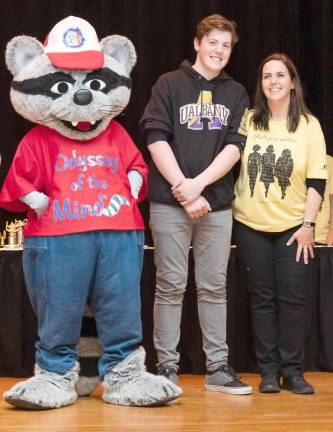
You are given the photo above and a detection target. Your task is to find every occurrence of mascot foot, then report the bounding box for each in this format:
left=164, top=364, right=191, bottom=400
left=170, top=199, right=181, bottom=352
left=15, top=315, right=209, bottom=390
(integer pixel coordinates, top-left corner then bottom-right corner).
left=75, top=376, right=100, bottom=396
left=4, top=363, right=79, bottom=410
left=102, top=347, right=183, bottom=406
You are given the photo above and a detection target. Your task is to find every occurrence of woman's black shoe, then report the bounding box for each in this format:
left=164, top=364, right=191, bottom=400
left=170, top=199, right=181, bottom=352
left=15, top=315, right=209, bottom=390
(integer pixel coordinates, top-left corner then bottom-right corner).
left=259, top=375, right=281, bottom=393
left=282, top=375, right=314, bottom=394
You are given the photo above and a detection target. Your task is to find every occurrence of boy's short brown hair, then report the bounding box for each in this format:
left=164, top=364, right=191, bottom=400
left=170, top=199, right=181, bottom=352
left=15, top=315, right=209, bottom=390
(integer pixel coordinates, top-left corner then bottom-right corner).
left=196, top=14, right=239, bottom=47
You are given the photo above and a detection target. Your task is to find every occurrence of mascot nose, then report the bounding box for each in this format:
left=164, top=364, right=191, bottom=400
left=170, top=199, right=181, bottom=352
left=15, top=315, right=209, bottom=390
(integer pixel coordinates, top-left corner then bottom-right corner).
left=73, top=89, right=93, bottom=105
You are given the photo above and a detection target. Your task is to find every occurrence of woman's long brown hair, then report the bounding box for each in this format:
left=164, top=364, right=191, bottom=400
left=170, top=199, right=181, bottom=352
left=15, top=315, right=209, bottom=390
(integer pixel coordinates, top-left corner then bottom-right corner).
left=252, top=53, right=311, bottom=133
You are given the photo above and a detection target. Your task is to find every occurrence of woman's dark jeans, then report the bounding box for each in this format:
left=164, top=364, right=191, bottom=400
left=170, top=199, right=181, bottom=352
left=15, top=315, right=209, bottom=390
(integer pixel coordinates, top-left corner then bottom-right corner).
left=233, top=220, right=312, bottom=378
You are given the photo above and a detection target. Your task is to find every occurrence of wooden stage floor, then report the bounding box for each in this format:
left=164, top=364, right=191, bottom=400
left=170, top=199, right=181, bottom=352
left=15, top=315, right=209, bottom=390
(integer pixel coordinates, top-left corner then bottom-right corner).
left=1, top=373, right=333, bottom=432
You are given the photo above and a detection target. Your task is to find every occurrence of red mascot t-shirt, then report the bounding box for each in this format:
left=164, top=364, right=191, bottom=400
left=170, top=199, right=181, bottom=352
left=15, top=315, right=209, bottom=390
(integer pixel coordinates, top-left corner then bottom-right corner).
left=0, top=121, right=148, bottom=236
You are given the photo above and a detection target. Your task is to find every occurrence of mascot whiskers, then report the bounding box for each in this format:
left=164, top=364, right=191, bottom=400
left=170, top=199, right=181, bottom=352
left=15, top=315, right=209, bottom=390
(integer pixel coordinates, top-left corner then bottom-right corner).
left=0, top=16, right=182, bottom=409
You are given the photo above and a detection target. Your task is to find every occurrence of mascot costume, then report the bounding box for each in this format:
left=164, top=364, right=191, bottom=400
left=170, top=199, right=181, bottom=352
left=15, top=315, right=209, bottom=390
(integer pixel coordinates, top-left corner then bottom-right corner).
left=0, top=16, right=182, bottom=409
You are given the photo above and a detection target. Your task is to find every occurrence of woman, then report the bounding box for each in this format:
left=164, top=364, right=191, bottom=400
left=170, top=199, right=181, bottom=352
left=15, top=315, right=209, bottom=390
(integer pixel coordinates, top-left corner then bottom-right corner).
left=233, top=53, right=327, bottom=394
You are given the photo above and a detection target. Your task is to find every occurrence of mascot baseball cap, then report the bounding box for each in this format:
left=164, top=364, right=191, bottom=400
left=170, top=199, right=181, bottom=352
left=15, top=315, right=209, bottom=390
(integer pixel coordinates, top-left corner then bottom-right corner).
left=44, top=16, right=104, bottom=69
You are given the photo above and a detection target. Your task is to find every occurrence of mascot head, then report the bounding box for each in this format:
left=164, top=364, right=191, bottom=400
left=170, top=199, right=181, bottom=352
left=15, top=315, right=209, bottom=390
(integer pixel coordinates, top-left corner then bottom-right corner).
left=5, top=16, right=137, bottom=140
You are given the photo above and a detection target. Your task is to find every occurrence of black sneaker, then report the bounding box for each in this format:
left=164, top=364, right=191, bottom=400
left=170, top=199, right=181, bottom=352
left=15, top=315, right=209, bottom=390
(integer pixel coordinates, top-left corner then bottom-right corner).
left=205, top=364, right=252, bottom=395
left=282, top=375, right=314, bottom=394
left=259, top=375, right=281, bottom=393
left=157, top=366, right=178, bottom=385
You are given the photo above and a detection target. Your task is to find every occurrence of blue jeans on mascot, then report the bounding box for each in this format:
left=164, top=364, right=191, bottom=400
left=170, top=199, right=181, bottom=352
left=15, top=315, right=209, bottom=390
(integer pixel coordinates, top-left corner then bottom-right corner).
left=23, top=230, right=143, bottom=380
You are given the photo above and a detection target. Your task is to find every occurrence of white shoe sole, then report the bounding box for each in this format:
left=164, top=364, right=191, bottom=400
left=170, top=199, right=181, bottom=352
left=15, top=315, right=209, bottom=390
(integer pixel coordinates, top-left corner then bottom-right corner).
left=205, top=384, right=253, bottom=395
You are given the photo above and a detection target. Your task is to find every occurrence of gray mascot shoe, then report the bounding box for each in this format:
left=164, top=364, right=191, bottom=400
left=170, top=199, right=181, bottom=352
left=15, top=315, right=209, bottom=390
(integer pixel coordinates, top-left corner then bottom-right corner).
left=75, top=376, right=100, bottom=396
left=3, top=363, right=79, bottom=410
left=102, top=347, right=183, bottom=406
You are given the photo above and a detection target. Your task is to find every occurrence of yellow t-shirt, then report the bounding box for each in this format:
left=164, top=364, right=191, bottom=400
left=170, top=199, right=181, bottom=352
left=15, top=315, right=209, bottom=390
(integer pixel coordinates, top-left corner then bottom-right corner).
left=315, top=155, right=333, bottom=244
left=233, top=113, right=327, bottom=232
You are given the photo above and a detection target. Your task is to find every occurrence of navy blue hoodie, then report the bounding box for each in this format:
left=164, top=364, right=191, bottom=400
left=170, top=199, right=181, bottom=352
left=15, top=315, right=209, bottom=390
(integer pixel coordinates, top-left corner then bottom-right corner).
left=140, top=60, right=249, bottom=210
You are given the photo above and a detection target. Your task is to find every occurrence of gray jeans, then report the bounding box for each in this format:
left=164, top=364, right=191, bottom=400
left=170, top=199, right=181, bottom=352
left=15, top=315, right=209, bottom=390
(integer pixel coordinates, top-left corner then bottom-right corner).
left=149, top=202, right=232, bottom=372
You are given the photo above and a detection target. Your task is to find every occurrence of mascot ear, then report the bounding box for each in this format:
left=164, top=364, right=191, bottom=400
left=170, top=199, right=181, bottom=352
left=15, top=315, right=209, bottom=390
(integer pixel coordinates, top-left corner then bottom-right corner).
left=100, top=35, right=137, bottom=75
left=6, top=36, right=44, bottom=76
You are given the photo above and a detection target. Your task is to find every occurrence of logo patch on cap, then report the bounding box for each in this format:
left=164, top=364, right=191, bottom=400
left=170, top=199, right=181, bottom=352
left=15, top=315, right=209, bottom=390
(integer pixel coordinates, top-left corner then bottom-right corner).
left=63, top=27, right=86, bottom=49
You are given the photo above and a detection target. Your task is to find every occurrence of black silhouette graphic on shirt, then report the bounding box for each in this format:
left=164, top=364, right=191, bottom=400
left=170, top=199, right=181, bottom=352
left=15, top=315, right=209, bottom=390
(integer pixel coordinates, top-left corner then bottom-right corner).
left=275, top=149, right=294, bottom=199
left=247, top=144, right=261, bottom=197
left=247, top=145, right=294, bottom=199
left=260, top=145, right=276, bottom=197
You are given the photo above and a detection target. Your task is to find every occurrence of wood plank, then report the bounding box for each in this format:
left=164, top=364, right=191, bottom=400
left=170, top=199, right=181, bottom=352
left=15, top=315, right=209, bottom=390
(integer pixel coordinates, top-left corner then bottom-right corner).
left=1, top=373, right=333, bottom=431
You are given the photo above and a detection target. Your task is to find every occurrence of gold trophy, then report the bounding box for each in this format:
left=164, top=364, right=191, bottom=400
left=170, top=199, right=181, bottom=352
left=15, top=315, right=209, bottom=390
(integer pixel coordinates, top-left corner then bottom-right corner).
left=15, top=219, right=27, bottom=248
left=5, top=221, right=19, bottom=248
left=0, top=230, right=6, bottom=248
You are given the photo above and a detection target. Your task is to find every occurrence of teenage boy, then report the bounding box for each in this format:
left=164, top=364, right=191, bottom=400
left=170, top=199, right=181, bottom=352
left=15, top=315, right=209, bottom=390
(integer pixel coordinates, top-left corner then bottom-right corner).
left=140, top=14, right=252, bottom=394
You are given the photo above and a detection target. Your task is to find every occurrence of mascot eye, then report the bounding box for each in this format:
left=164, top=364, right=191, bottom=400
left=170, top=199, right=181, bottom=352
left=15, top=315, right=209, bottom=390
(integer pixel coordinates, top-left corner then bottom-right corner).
left=50, top=81, right=73, bottom=94
left=85, top=79, right=106, bottom=91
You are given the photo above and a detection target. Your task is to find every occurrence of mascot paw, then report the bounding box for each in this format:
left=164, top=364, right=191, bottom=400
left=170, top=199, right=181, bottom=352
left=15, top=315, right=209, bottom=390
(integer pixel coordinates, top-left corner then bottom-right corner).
left=4, top=363, right=79, bottom=410
left=102, top=347, right=182, bottom=406
left=75, top=376, right=100, bottom=396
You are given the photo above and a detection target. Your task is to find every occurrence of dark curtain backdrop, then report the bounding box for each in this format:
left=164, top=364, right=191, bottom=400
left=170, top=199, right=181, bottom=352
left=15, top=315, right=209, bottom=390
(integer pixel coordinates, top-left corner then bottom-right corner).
left=0, top=0, right=332, bottom=231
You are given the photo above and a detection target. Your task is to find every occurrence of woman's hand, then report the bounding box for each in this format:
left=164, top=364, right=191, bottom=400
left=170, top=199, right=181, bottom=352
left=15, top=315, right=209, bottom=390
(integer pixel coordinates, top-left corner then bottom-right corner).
left=172, top=178, right=206, bottom=204
left=286, top=226, right=315, bottom=264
